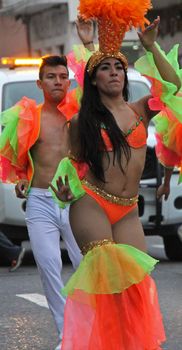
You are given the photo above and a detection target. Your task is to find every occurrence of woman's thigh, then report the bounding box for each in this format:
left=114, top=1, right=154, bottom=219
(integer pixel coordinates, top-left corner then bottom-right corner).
left=70, top=194, right=113, bottom=249
left=112, top=207, right=147, bottom=252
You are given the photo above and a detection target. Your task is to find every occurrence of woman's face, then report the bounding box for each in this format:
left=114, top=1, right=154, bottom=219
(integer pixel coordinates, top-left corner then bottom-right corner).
left=94, top=57, right=125, bottom=97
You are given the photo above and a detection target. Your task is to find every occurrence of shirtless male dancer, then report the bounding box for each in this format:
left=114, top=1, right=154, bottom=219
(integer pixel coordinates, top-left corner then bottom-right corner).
left=7, top=19, right=94, bottom=349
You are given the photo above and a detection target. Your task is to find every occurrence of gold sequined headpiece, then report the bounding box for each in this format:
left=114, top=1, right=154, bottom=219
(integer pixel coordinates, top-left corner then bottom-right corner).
left=78, top=0, right=152, bottom=75
left=87, top=51, right=128, bottom=76
left=87, top=18, right=128, bottom=75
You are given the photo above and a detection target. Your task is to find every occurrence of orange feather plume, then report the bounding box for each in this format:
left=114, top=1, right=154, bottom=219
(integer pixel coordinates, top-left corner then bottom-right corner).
left=78, top=0, right=152, bottom=30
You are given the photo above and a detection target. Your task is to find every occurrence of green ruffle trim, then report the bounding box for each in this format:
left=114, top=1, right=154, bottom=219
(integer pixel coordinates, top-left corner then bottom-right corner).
left=49, top=157, right=85, bottom=208
left=135, top=44, right=182, bottom=180
left=135, top=44, right=182, bottom=121
left=72, top=44, right=94, bottom=64
left=0, top=105, right=21, bottom=157
left=62, top=243, right=158, bottom=296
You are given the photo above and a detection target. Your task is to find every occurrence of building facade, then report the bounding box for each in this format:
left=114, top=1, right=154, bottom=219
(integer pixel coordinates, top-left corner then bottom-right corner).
left=0, top=15, right=28, bottom=58
left=149, top=0, right=182, bottom=63
left=0, top=0, right=81, bottom=56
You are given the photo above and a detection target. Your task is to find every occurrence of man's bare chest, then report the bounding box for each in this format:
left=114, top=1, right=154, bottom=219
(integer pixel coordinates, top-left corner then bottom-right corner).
left=38, top=118, right=68, bottom=145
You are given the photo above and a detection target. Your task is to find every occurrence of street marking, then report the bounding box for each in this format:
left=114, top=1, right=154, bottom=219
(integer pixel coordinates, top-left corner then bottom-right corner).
left=151, top=244, right=164, bottom=249
left=16, top=293, right=49, bottom=308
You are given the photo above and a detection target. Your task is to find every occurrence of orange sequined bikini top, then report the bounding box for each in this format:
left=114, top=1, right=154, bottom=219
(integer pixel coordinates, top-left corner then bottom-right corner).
left=101, top=114, right=147, bottom=150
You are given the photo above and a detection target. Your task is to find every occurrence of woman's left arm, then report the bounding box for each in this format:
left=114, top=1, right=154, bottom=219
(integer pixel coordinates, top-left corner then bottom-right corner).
left=138, top=17, right=181, bottom=91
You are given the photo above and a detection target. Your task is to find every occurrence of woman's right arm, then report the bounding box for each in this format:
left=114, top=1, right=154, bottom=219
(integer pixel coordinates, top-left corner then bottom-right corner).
left=49, top=116, right=86, bottom=207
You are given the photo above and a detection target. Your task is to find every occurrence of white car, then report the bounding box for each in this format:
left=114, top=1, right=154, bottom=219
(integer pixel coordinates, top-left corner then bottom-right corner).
left=0, top=62, right=182, bottom=260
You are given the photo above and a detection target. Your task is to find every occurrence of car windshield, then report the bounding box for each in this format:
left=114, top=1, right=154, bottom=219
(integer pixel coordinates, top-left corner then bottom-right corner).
left=2, top=79, right=150, bottom=111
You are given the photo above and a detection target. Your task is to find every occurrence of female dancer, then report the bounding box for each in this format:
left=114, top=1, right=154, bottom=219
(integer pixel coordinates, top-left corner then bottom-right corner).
left=50, top=6, right=181, bottom=350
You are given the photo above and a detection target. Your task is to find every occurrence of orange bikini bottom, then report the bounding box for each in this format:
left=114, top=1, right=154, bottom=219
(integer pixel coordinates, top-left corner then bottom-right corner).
left=82, top=180, right=138, bottom=225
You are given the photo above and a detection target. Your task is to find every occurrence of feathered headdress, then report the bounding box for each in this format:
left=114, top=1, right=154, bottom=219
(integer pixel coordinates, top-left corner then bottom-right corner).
left=78, top=0, right=152, bottom=75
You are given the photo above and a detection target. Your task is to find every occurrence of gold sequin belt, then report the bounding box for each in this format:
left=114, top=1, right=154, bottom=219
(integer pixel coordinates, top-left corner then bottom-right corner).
left=81, top=238, right=114, bottom=255
left=81, top=179, right=138, bottom=206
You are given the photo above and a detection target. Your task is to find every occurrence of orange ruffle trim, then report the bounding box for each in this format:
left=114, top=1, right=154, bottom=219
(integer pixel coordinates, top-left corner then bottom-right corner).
left=62, top=276, right=166, bottom=350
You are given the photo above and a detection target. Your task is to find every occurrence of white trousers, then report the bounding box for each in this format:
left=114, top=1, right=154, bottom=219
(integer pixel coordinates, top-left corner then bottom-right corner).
left=25, top=188, right=82, bottom=334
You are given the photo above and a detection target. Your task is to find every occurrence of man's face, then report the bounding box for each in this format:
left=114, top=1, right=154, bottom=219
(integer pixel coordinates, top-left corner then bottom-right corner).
left=37, top=65, right=71, bottom=103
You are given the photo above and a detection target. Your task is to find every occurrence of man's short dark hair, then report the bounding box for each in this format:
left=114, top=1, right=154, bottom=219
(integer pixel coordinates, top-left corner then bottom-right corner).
left=39, top=55, right=68, bottom=80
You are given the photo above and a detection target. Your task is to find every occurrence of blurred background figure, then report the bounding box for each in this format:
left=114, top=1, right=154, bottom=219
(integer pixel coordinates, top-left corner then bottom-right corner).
left=0, top=231, right=25, bottom=271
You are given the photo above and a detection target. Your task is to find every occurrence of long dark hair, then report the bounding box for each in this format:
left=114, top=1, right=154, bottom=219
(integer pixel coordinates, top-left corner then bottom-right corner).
left=78, top=59, right=131, bottom=182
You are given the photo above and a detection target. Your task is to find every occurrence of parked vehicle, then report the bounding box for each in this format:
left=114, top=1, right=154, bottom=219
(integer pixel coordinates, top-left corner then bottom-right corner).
left=0, top=59, right=182, bottom=260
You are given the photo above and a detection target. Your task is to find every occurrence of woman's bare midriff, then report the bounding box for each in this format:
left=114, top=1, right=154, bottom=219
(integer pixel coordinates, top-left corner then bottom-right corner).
left=85, top=146, right=147, bottom=198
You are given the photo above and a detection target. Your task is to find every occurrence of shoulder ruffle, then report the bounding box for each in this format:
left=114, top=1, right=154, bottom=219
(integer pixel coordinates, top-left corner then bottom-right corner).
left=0, top=97, right=40, bottom=183
left=58, top=46, right=93, bottom=120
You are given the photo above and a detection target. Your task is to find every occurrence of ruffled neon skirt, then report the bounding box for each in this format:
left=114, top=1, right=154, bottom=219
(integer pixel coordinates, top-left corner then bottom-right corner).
left=61, top=242, right=166, bottom=350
